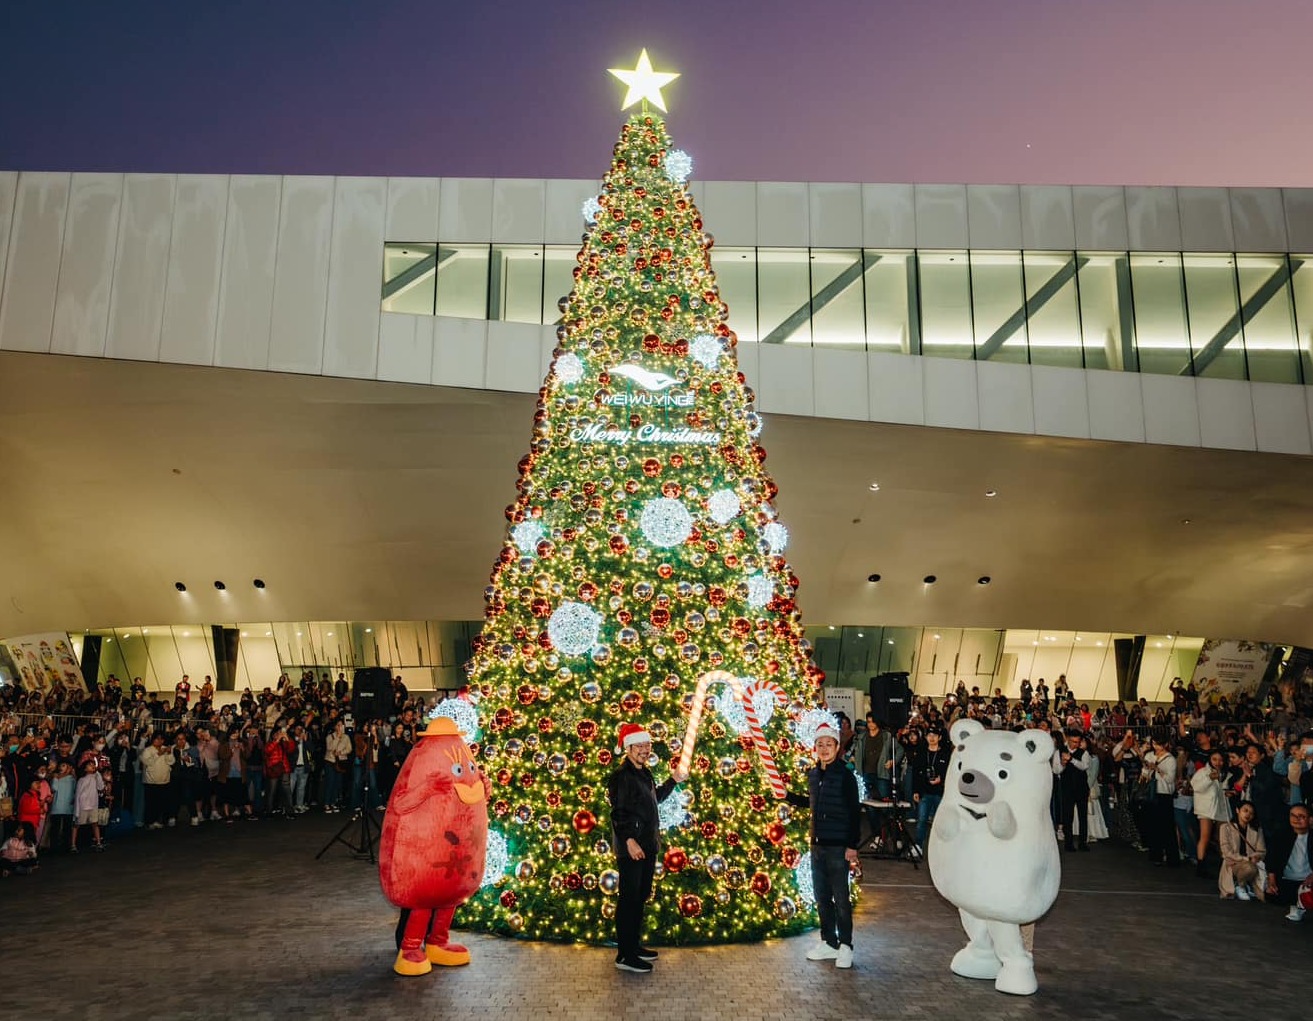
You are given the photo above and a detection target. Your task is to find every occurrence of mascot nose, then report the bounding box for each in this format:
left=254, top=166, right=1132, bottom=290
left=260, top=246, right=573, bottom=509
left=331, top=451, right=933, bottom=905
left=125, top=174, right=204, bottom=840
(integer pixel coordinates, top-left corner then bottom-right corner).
left=958, top=770, right=996, bottom=803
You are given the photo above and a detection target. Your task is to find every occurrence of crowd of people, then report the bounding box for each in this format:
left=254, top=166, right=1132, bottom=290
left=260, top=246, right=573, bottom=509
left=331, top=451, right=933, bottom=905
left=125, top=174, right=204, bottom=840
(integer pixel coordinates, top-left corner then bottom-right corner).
left=0, top=670, right=436, bottom=875
left=2, top=669, right=1311, bottom=922
left=832, top=674, right=1313, bottom=920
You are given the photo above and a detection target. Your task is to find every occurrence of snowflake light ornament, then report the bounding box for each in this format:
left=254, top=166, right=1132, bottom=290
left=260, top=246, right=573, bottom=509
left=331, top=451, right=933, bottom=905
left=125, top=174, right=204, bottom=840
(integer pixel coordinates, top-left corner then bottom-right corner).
left=556, top=352, right=585, bottom=385
left=581, top=196, right=603, bottom=223
left=763, top=521, right=789, bottom=555
left=481, top=829, right=509, bottom=887
left=745, top=573, right=773, bottom=610
left=689, top=333, right=723, bottom=369
left=658, top=786, right=693, bottom=830
left=640, top=496, right=693, bottom=548
left=664, top=149, right=693, bottom=184
left=511, top=520, right=547, bottom=556
left=547, top=602, right=603, bottom=656
left=429, top=697, right=481, bottom=742
left=706, top=489, right=741, bottom=526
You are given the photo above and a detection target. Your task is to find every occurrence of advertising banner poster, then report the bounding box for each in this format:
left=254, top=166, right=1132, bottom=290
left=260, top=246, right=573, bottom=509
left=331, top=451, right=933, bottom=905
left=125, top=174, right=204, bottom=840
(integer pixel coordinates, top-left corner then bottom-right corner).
left=1189, top=638, right=1275, bottom=702
left=0, top=633, right=87, bottom=692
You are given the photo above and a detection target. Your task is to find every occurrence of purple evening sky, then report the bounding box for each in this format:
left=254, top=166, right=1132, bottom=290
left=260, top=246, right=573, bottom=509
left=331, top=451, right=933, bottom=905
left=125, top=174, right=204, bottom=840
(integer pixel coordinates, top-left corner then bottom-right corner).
left=2, top=0, right=1310, bottom=186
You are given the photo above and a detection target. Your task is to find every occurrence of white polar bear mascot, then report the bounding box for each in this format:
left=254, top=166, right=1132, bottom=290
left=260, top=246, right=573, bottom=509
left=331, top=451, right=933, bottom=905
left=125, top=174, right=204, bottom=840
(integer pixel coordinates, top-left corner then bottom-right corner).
left=928, top=718, right=1060, bottom=996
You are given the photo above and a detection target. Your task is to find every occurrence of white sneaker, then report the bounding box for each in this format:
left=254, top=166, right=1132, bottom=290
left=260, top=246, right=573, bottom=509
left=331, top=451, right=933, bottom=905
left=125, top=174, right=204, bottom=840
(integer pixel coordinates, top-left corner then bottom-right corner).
left=836, top=945, right=854, bottom=969
left=1235, top=885, right=1252, bottom=901
left=806, top=943, right=840, bottom=961
left=1285, top=906, right=1306, bottom=922
left=148, top=822, right=163, bottom=831
left=167, top=818, right=176, bottom=828
left=210, top=811, right=221, bottom=821
left=190, top=816, right=200, bottom=827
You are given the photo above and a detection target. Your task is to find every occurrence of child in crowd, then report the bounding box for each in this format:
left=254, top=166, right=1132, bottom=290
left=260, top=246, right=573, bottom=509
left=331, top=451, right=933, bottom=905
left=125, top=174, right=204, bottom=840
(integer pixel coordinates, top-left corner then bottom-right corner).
left=71, top=759, right=105, bottom=852
left=46, top=763, right=76, bottom=853
left=2, top=823, right=39, bottom=876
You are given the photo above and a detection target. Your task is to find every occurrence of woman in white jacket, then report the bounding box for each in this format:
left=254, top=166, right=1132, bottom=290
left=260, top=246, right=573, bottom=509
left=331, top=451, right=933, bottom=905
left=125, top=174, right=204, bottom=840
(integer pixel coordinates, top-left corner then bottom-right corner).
left=1191, top=749, right=1231, bottom=874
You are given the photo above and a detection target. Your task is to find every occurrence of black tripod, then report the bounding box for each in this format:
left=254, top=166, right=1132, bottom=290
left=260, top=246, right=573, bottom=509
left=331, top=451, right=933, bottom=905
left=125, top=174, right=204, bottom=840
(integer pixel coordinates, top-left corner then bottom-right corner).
left=316, top=732, right=382, bottom=863
left=858, top=774, right=921, bottom=869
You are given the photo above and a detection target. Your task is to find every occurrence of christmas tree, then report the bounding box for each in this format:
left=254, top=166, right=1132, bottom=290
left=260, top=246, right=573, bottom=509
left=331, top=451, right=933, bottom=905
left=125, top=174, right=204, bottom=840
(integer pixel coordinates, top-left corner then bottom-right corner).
left=455, top=52, right=832, bottom=945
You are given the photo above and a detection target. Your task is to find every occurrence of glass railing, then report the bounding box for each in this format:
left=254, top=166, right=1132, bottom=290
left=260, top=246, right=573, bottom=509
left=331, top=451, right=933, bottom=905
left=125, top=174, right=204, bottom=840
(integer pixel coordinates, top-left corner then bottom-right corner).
left=383, top=244, right=1313, bottom=384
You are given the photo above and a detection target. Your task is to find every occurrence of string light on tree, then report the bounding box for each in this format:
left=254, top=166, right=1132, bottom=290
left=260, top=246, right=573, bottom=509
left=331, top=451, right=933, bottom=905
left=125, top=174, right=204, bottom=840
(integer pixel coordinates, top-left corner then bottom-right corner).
left=459, top=51, right=829, bottom=946
left=482, top=829, right=510, bottom=887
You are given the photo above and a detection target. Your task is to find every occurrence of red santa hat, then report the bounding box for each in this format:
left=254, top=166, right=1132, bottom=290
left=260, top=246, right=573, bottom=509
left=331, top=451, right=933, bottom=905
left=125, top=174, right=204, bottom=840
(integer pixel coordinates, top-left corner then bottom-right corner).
left=812, top=721, right=841, bottom=745
left=616, top=722, right=652, bottom=751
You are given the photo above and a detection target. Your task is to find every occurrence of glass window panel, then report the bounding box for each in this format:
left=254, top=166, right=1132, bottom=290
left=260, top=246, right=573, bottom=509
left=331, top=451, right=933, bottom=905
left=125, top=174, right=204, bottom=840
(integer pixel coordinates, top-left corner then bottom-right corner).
left=970, top=251, right=1027, bottom=363
left=1291, top=256, right=1313, bottom=384
left=1023, top=252, right=1084, bottom=368
left=1130, top=254, right=1191, bottom=375
left=756, top=248, right=811, bottom=345
left=491, top=245, right=544, bottom=324
left=1183, top=254, right=1245, bottom=380
left=1238, top=255, right=1301, bottom=384
left=1076, top=253, right=1132, bottom=371
left=863, top=250, right=913, bottom=353
left=541, top=246, right=577, bottom=324
left=710, top=247, right=758, bottom=343
left=918, top=251, right=973, bottom=359
left=382, top=243, right=436, bottom=315
left=434, top=244, right=490, bottom=319
left=809, top=249, right=865, bottom=347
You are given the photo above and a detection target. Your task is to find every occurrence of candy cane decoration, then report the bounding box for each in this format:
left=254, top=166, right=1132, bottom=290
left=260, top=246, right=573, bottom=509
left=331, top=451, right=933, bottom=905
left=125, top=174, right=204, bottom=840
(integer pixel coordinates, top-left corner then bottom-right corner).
left=677, top=670, right=787, bottom=799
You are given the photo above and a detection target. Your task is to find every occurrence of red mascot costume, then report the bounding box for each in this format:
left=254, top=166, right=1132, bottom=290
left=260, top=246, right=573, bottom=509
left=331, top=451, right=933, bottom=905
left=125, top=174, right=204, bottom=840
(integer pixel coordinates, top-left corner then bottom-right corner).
left=379, top=715, right=489, bottom=976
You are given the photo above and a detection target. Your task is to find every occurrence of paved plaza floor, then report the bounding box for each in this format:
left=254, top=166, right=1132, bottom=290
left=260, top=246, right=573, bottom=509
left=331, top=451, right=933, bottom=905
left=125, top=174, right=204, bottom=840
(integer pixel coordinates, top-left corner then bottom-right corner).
left=0, top=814, right=1306, bottom=1020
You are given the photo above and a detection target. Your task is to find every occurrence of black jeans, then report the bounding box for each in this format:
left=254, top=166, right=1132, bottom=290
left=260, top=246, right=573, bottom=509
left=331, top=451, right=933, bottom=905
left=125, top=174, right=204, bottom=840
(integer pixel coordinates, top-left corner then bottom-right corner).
left=1149, top=793, right=1179, bottom=865
left=144, top=784, right=170, bottom=825
left=811, top=844, right=853, bottom=948
left=616, top=851, right=656, bottom=960
left=1064, top=789, right=1088, bottom=848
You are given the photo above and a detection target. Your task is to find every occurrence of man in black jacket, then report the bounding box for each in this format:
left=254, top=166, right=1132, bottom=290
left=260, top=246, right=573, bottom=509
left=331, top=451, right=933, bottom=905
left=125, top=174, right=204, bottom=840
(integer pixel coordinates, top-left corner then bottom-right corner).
left=786, top=720, right=861, bottom=969
left=607, top=722, right=689, bottom=973
left=1054, top=731, right=1091, bottom=852
left=1265, top=803, right=1311, bottom=920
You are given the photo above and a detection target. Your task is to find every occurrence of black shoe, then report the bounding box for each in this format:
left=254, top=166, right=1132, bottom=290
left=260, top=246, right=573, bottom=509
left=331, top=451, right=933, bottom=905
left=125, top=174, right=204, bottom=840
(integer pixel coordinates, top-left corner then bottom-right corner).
left=615, top=957, right=653, bottom=973
left=1065, top=844, right=1076, bottom=852
left=1078, top=845, right=1090, bottom=852
left=637, top=947, right=659, bottom=961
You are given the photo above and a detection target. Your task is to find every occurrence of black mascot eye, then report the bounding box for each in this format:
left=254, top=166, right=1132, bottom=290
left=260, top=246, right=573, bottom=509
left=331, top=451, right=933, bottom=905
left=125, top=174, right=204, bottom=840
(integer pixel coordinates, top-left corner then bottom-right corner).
left=957, top=761, right=963, bottom=771
left=998, top=769, right=1009, bottom=780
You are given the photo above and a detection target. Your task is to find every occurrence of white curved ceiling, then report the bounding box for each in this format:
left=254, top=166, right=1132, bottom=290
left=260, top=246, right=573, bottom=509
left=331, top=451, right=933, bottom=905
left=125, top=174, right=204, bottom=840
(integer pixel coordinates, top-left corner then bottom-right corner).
left=4, top=350, right=1313, bottom=646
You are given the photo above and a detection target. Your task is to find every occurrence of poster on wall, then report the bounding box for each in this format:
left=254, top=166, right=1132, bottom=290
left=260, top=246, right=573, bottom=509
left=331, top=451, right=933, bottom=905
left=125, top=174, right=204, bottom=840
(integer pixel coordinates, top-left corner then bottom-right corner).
left=0, top=633, right=87, bottom=692
left=823, top=687, right=862, bottom=724
left=1189, top=638, right=1275, bottom=703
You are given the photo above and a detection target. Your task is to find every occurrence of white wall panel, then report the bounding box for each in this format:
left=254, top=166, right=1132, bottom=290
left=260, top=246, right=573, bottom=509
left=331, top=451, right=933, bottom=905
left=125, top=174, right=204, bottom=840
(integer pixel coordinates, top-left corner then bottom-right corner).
left=0, top=172, right=68, bottom=353
left=485, top=319, right=544, bottom=394
left=1177, top=188, right=1235, bottom=252
left=431, top=316, right=487, bottom=389
left=160, top=175, right=228, bottom=365
left=867, top=349, right=925, bottom=425
left=0, top=173, right=18, bottom=315
left=1020, top=185, right=1075, bottom=251
left=105, top=174, right=175, bottom=361
left=385, top=177, right=440, bottom=242
left=51, top=172, right=122, bottom=357
left=976, top=360, right=1034, bottom=434
left=545, top=179, right=598, bottom=245
left=1126, top=187, right=1183, bottom=251
left=811, top=346, right=868, bottom=421
left=915, top=185, right=968, bottom=249
left=492, top=178, right=546, bottom=243
left=323, top=177, right=386, bottom=379
left=809, top=183, right=862, bottom=248
left=1073, top=186, right=1129, bottom=251
left=439, top=178, right=493, bottom=242
left=1229, top=188, right=1287, bottom=253
left=1141, top=373, right=1201, bottom=447
left=1195, top=377, right=1256, bottom=450
left=757, top=183, right=809, bottom=247
left=538, top=322, right=558, bottom=380
left=923, top=356, right=979, bottom=430
left=214, top=175, right=281, bottom=370
left=701, top=181, right=756, bottom=246
left=863, top=184, right=915, bottom=249
left=1283, top=189, right=1313, bottom=252
left=1031, top=363, right=1090, bottom=439
left=734, top=338, right=760, bottom=393
left=1086, top=369, right=1146, bottom=443
left=967, top=185, right=1022, bottom=250
left=757, top=343, right=815, bottom=416
left=1251, top=381, right=1311, bottom=455
left=377, top=312, right=433, bottom=385
left=267, top=176, right=333, bottom=375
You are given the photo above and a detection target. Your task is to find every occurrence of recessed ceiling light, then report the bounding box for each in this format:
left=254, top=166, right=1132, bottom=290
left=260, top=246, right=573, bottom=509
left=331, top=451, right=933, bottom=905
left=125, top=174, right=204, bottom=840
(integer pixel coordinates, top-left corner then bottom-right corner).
left=867, top=574, right=881, bottom=583
left=868, top=482, right=880, bottom=492
left=827, top=625, right=835, bottom=631
left=923, top=575, right=937, bottom=584
left=365, top=628, right=373, bottom=633
left=1032, top=640, right=1038, bottom=646
left=241, top=632, right=248, bottom=637
left=326, top=632, right=334, bottom=637
left=143, top=629, right=149, bottom=634
left=1166, top=634, right=1173, bottom=640
left=985, top=489, right=997, bottom=498
left=886, top=639, right=894, bottom=645
left=857, top=632, right=864, bottom=638
left=183, top=631, right=191, bottom=637
left=1180, top=518, right=1191, bottom=525
left=265, top=631, right=272, bottom=637
left=932, top=633, right=941, bottom=640
left=105, top=637, right=112, bottom=643
left=296, top=632, right=303, bottom=637
left=1096, top=641, right=1104, bottom=646
left=1074, top=636, right=1082, bottom=641
left=1155, top=642, right=1162, bottom=648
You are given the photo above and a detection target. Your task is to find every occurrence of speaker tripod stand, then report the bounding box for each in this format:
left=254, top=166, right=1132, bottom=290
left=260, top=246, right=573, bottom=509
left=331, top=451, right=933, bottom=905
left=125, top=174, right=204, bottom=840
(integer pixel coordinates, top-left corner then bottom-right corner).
left=316, top=734, right=382, bottom=863
left=858, top=777, right=921, bottom=869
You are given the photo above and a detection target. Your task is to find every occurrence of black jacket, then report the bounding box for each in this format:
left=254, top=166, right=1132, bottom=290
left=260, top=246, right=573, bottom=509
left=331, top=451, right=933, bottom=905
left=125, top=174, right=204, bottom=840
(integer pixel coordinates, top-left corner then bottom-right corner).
left=785, top=761, right=861, bottom=849
left=911, top=745, right=950, bottom=798
left=607, top=758, right=676, bottom=858
left=1265, top=825, right=1310, bottom=880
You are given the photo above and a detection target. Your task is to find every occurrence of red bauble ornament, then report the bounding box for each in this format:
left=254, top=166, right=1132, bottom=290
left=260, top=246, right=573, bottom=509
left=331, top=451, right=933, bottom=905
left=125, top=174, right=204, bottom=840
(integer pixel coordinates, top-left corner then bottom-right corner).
left=650, top=607, right=670, bottom=628
left=700, top=820, right=718, bottom=839
left=572, top=750, right=587, bottom=765
left=750, top=795, right=768, bottom=813
left=531, top=597, right=551, bottom=618
left=708, top=587, right=728, bottom=607
left=642, top=458, right=662, bottom=477
left=576, top=720, right=597, bottom=741
left=493, top=708, right=513, bottom=731
left=493, top=799, right=510, bottom=817
left=609, top=535, right=628, bottom=554
left=517, top=685, right=537, bottom=705
left=679, top=893, right=702, bottom=918
left=598, top=749, right=613, bottom=765
left=632, top=658, right=649, bottom=675
left=565, top=872, right=583, bottom=891
left=519, top=773, right=535, bottom=788
left=621, top=690, right=644, bottom=713
left=546, top=791, right=562, bottom=807
left=766, top=822, right=787, bottom=845
left=726, top=831, right=741, bottom=846
left=537, top=717, right=553, bottom=733
left=578, top=581, right=598, bottom=601
left=660, top=481, right=682, bottom=498
left=573, top=810, right=597, bottom=834
left=496, top=769, right=512, bottom=786
left=663, top=848, right=688, bottom=873
left=656, top=563, right=674, bottom=579
left=750, top=871, right=772, bottom=896
left=500, top=890, right=517, bottom=908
